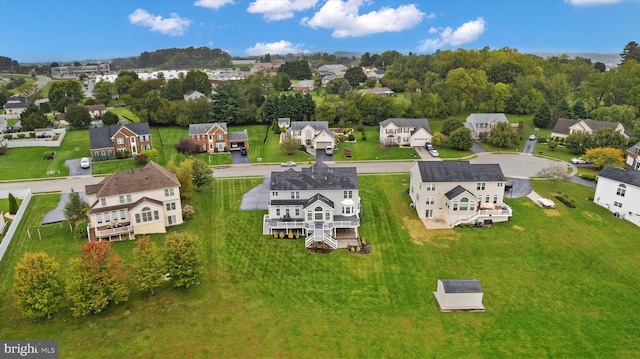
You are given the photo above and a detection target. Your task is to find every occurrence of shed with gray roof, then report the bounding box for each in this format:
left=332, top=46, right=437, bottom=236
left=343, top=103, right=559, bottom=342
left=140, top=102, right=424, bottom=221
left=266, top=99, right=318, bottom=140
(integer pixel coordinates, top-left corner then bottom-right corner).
left=434, top=279, right=485, bottom=311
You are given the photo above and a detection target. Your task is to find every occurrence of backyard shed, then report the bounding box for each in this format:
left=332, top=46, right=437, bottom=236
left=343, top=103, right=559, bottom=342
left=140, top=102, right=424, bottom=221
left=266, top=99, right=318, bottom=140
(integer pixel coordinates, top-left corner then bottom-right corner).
left=434, top=279, right=485, bottom=312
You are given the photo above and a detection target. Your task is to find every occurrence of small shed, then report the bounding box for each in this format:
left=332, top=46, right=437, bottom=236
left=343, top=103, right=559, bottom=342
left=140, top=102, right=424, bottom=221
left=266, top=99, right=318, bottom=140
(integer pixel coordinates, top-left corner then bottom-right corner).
left=434, top=279, right=485, bottom=312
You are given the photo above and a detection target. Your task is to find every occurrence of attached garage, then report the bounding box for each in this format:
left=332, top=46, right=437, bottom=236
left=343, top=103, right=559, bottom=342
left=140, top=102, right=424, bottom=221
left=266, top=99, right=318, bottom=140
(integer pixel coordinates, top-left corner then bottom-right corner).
left=433, top=279, right=485, bottom=312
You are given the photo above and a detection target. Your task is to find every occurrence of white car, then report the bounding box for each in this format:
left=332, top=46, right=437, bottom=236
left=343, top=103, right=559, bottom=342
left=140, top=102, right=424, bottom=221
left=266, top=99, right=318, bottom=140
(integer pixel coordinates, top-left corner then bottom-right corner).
left=280, top=161, right=297, bottom=167
left=571, top=157, right=587, bottom=164
left=529, top=134, right=537, bottom=140
left=429, top=149, right=439, bottom=157
left=80, top=157, right=91, bottom=169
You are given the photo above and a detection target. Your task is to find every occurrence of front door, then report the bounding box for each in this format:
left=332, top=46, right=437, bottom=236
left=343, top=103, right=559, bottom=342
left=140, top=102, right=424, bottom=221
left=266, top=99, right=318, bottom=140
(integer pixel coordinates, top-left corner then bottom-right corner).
left=425, top=209, right=433, bottom=218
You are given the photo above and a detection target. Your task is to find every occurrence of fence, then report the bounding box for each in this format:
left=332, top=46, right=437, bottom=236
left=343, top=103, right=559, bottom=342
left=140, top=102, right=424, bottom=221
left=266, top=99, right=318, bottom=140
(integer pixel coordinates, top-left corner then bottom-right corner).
left=5, top=128, right=67, bottom=148
left=0, top=189, right=32, bottom=263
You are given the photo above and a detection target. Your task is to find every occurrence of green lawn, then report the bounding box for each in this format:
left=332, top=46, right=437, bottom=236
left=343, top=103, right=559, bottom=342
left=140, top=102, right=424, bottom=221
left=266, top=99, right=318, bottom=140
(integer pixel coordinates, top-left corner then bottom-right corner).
left=110, top=108, right=141, bottom=123
left=0, top=178, right=639, bottom=358
left=0, top=130, right=90, bottom=180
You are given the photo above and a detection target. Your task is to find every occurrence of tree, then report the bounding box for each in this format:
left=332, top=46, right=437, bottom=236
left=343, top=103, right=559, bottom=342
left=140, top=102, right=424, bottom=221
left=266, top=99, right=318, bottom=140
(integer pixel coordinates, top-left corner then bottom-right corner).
left=553, top=98, right=573, bottom=121
left=344, top=67, right=367, bottom=87
left=535, top=165, right=569, bottom=184
left=8, top=192, right=18, bottom=215
left=115, top=70, right=139, bottom=94
left=277, top=60, right=312, bottom=80
left=132, top=237, right=165, bottom=296
left=572, top=98, right=588, bottom=119
left=176, top=97, right=211, bottom=126
left=565, top=132, right=592, bottom=155
left=591, top=127, right=628, bottom=149
left=164, top=232, right=204, bottom=289
left=162, top=78, right=184, bottom=101
left=48, top=80, right=82, bottom=105
left=101, top=111, right=120, bottom=126
left=174, top=138, right=202, bottom=155
left=441, top=118, right=464, bottom=136
left=20, top=103, right=49, bottom=131
left=594, top=62, right=606, bottom=73
left=17, top=83, right=42, bottom=103
left=168, top=158, right=194, bottom=200
left=591, top=104, right=637, bottom=129
left=583, top=147, right=624, bottom=169
left=448, top=127, right=473, bottom=151
left=620, top=41, right=640, bottom=64
left=488, top=82, right=512, bottom=112
left=488, top=122, right=519, bottom=148
left=12, top=252, right=63, bottom=319
left=92, top=80, right=116, bottom=104
left=65, top=104, right=91, bottom=128
left=64, top=189, right=87, bottom=221
left=183, top=70, right=212, bottom=96
left=532, top=101, right=552, bottom=128
left=65, top=242, right=129, bottom=317
left=431, top=132, right=448, bottom=147
left=280, top=133, right=300, bottom=155
left=270, top=72, right=291, bottom=92
left=191, top=158, right=213, bottom=190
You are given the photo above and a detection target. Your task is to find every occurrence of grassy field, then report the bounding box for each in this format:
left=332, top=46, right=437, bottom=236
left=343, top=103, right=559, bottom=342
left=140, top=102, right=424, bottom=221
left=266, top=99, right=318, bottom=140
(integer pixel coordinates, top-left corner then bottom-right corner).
left=110, top=108, right=141, bottom=123
left=0, top=177, right=639, bottom=358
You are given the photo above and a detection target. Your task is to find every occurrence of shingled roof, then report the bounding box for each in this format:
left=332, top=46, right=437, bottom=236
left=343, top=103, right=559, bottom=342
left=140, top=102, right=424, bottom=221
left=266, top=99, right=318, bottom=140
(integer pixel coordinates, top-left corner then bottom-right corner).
left=380, top=118, right=431, bottom=133
left=466, top=113, right=508, bottom=124
left=89, top=123, right=150, bottom=150
left=440, top=279, right=483, bottom=293
left=289, top=121, right=330, bottom=132
left=552, top=118, right=620, bottom=135
left=415, top=161, right=505, bottom=183
left=270, top=161, right=358, bottom=191
left=188, top=122, right=228, bottom=135
left=85, top=161, right=180, bottom=198
left=598, top=166, right=640, bottom=187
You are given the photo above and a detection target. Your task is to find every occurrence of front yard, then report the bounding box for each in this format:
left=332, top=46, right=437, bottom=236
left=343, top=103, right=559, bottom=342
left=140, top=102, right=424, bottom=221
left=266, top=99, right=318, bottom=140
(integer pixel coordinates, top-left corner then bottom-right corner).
left=0, top=177, right=638, bottom=358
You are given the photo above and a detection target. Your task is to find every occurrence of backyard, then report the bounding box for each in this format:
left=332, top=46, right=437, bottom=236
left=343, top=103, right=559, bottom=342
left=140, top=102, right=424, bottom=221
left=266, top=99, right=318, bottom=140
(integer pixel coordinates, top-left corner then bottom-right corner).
left=0, top=177, right=638, bottom=358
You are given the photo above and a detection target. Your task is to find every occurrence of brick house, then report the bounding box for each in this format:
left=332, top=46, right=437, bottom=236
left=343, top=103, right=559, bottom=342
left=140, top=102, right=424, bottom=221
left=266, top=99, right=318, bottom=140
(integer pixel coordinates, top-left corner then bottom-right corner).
left=89, top=123, right=152, bottom=161
left=188, top=122, right=249, bottom=153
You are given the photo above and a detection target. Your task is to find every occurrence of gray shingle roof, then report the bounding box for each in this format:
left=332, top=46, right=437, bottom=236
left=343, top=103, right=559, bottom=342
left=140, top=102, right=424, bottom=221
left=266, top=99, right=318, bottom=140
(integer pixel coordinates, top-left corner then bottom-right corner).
left=627, top=141, right=640, bottom=154
left=466, top=113, right=508, bottom=124
left=303, top=193, right=334, bottom=209
left=228, top=131, right=248, bottom=141
left=380, top=118, right=431, bottom=133
left=440, top=279, right=483, bottom=293
left=270, top=161, right=358, bottom=191
left=188, top=122, right=228, bottom=135
left=416, top=161, right=505, bottom=183
left=289, top=121, right=330, bottom=132
left=552, top=118, right=620, bottom=135
left=444, top=185, right=472, bottom=200
left=89, top=123, right=150, bottom=150
left=598, top=166, right=640, bottom=187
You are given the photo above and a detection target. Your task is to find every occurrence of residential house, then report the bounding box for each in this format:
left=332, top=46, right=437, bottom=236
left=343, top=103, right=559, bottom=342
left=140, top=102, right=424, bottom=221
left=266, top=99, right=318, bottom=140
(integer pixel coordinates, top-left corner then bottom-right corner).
left=3, top=96, right=31, bottom=116
left=464, top=113, right=509, bottom=139
left=262, top=161, right=361, bottom=249
left=593, top=166, right=640, bottom=227
left=291, top=80, right=314, bottom=92
left=379, top=118, right=432, bottom=147
left=84, top=161, right=183, bottom=241
left=286, top=121, right=335, bottom=149
left=551, top=118, right=628, bottom=140
left=188, top=122, right=249, bottom=153
left=277, top=118, right=291, bottom=130
left=85, top=104, right=106, bottom=119
left=357, top=87, right=395, bottom=96
left=183, top=90, right=205, bottom=101
left=626, top=141, right=640, bottom=170
left=364, top=67, right=385, bottom=81
left=89, top=123, right=152, bottom=161
left=409, top=161, right=512, bottom=228
left=317, top=64, right=348, bottom=77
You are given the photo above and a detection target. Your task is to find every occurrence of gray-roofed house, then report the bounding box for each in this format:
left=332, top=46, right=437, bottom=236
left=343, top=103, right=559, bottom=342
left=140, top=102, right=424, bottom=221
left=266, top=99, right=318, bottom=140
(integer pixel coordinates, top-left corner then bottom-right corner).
left=262, top=161, right=361, bottom=250
left=89, top=123, right=152, bottom=161
left=551, top=118, right=628, bottom=140
left=379, top=118, right=432, bottom=147
left=317, top=64, right=348, bottom=77
left=277, top=118, right=291, bottom=130
left=188, top=122, right=248, bottom=153
left=626, top=140, right=640, bottom=170
left=286, top=121, right=335, bottom=150
left=357, top=87, right=395, bottom=96
left=593, top=166, right=640, bottom=227
left=409, top=161, right=512, bottom=228
left=434, top=279, right=485, bottom=311
left=183, top=90, right=205, bottom=101
left=3, top=95, right=31, bottom=116
left=290, top=80, right=314, bottom=92
left=84, top=161, right=183, bottom=241
left=465, top=113, right=510, bottom=139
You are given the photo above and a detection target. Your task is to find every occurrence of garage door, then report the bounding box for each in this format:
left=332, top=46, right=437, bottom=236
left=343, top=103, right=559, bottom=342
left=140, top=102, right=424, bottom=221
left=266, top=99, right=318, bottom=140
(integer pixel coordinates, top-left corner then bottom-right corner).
left=316, top=141, right=332, bottom=149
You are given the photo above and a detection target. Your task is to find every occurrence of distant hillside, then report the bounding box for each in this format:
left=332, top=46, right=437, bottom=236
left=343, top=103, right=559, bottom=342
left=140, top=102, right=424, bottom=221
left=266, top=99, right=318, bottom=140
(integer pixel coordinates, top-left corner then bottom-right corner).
left=533, top=52, right=621, bottom=69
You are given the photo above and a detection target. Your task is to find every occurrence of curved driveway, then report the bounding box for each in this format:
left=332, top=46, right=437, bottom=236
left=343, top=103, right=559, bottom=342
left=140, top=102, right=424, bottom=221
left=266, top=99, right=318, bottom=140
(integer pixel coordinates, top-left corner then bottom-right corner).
left=468, top=152, right=576, bottom=179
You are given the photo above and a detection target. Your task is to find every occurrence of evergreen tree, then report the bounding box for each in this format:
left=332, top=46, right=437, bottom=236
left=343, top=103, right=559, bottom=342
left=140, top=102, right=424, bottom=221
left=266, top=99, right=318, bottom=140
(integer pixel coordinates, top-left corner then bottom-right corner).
left=533, top=101, right=552, bottom=128
left=12, top=252, right=64, bottom=319
left=64, top=189, right=87, bottom=221
left=554, top=98, right=573, bottom=119
left=8, top=192, right=18, bottom=214
left=19, top=103, right=48, bottom=131
left=572, top=99, right=589, bottom=119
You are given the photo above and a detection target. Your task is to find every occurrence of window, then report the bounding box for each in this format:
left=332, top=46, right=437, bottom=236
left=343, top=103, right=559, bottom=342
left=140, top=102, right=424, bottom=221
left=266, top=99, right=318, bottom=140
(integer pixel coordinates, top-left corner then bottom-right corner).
left=493, top=195, right=498, bottom=204
left=614, top=201, right=623, bottom=208
left=410, top=186, right=414, bottom=194
left=126, top=194, right=131, bottom=202
left=425, top=183, right=435, bottom=191
left=343, top=206, right=353, bottom=214
left=217, top=134, right=223, bottom=140
left=154, top=211, right=159, bottom=220
left=272, top=191, right=278, bottom=197
left=130, top=137, right=136, bottom=144
left=453, top=202, right=459, bottom=211
left=315, top=206, right=323, bottom=220
left=140, top=207, right=153, bottom=222
left=100, top=198, right=106, bottom=206
left=135, top=214, right=140, bottom=223
left=343, top=190, right=353, bottom=199
left=325, top=212, right=331, bottom=220
left=285, top=208, right=290, bottom=217
left=498, top=182, right=504, bottom=187
left=295, top=208, right=300, bottom=216
left=291, top=191, right=300, bottom=199
left=168, top=215, right=176, bottom=225
left=116, top=137, right=124, bottom=144
left=119, top=210, right=126, bottom=220
left=477, top=182, right=486, bottom=190
left=617, top=184, right=626, bottom=197
left=276, top=208, right=281, bottom=216
left=460, top=198, right=469, bottom=211
left=425, top=197, right=434, bottom=205
left=485, top=195, right=490, bottom=203
left=165, top=188, right=174, bottom=197
left=425, top=209, right=433, bottom=218
left=97, top=213, right=102, bottom=224
left=119, top=195, right=125, bottom=204
left=307, top=212, right=313, bottom=220
left=166, top=202, right=176, bottom=211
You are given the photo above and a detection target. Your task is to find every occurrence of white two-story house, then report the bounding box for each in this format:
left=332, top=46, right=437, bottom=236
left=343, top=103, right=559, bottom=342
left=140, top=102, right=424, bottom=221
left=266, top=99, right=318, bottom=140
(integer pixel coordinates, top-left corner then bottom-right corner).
left=593, top=166, right=640, bottom=227
left=464, top=113, right=509, bottom=139
left=262, top=161, right=361, bottom=249
left=285, top=121, right=335, bottom=150
left=379, top=118, right=432, bottom=147
left=625, top=141, right=640, bottom=170
left=409, top=161, right=512, bottom=228
left=84, top=161, right=183, bottom=241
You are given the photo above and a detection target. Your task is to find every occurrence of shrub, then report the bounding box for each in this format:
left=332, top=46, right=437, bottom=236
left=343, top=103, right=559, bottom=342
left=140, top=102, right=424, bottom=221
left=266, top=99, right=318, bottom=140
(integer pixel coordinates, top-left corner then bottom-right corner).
left=348, top=133, right=355, bottom=141
left=74, top=219, right=88, bottom=239
left=3, top=134, right=12, bottom=139
left=182, top=204, right=195, bottom=221
left=17, top=133, right=26, bottom=138
left=52, top=134, right=60, bottom=141
left=274, top=125, right=282, bottom=134
left=43, top=151, right=55, bottom=160
left=8, top=192, right=18, bottom=214
left=343, top=148, right=353, bottom=157
left=28, top=132, right=35, bottom=138
left=174, top=139, right=202, bottom=155
left=356, top=124, right=364, bottom=132
left=134, top=154, right=148, bottom=165
left=361, top=132, right=367, bottom=141
left=116, top=150, right=131, bottom=159
left=555, top=196, right=576, bottom=208
left=140, top=149, right=158, bottom=157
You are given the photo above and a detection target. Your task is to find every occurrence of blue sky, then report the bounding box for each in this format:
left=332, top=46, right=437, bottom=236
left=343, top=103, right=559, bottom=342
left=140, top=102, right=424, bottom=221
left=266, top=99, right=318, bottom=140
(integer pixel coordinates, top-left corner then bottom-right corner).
left=0, top=0, right=638, bottom=63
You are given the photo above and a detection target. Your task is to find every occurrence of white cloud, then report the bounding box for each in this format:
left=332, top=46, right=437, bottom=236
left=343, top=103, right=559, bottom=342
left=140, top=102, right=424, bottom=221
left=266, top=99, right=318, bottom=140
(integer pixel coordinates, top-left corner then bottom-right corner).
left=418, top=17, right=486, bottom=51
left=194, top=0, right=234, bottom=10
left=247, top=0, right=318, bottom=21
left=128, top=9, right=191, bottom=36
left=245, top=40, right=310, bottom=55
left=301, top=0, right=425, bottom=37
left=565, top=0, right=622, bottom=5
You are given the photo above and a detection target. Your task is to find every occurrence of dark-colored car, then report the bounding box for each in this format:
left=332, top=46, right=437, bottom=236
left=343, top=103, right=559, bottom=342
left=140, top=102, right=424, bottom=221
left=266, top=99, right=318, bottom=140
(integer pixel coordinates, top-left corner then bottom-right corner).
left=240, top=147, right=247, bottom=155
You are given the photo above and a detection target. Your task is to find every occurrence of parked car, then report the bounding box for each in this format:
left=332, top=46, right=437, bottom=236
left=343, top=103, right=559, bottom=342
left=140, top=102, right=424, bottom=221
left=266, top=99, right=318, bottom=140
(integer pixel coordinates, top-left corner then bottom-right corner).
left=325, top=146, right=333, bottom=155
left=240, top=147, right=247, bottom=155
left=429, top=149, right=439, bottom=157
left=425, top=143, right=434, bottom=151
left=80, top=157, right=91, bottom=169
left=281, top=161, right=297, bottom=167
left=529, top=134, right=537, bottom=141
left=571, top=157, right=588, bottom=164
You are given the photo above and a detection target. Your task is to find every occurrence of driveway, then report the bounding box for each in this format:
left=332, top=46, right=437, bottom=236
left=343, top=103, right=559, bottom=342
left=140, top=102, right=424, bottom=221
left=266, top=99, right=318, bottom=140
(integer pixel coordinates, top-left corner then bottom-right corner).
left=65, top=158, right=92, bottom=176
left=470, top=141, right=488, bottom=154
left=230, top=150, right=250, bottom=164
left=42, top=191, right=89, bottom=224
left=240, top=178, right=270, bottom=210
left=522, top=137, right=537, bottom=154
left=469, top=153, right=568, bottom=179
left=315, top=148, right=334, bottom=162
left=505, top=178, right=532, bottom=198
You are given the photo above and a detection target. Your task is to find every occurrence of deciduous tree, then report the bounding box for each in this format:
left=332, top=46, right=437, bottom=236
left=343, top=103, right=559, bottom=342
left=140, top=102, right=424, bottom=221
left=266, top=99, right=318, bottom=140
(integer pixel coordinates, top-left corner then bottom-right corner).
left=344, top=67, right=367, bottom=87
left=280, top=133, right=300, bottom=155
left=65, top=104, right=91, bottom=128
left=132, top=237, right=165, bottom=295
left=441, top=118, right=464, bottom=136
left=191, top=158, right=213, bottom=190
left=92, top=81, right=116, bottom=104
left=168, top=158, right=194, bottom=200
left=535, top=165, right=569, bottom=184
left=488, top=122, right=519, bottom=148
left=583, top=147, right=624, bottom=169
left=183, top=70, right=212, bottom=96
left=101, top=111, right=119, bottom=126
left=164, top=232, right=204, bottom=289
left=12, top=252, right=64, bottom=319
left=448, top=127, right=473, bottom=151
